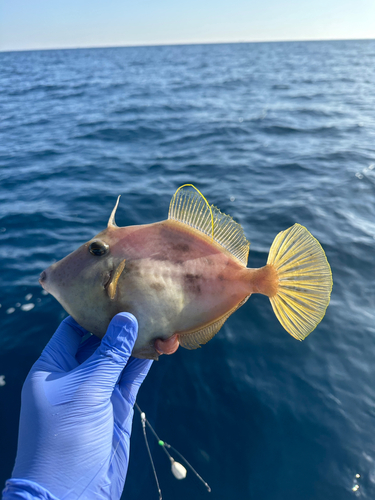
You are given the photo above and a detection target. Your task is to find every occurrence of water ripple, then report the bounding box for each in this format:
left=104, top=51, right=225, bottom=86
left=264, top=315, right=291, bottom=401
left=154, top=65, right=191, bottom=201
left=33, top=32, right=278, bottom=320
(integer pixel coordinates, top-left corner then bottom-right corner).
left=1, top=40, right=375, bottom=500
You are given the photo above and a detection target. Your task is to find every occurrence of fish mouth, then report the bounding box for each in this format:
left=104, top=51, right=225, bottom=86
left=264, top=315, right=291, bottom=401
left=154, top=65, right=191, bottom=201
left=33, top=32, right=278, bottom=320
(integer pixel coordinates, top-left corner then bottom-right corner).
left=39, top=270, right=47, bottom=289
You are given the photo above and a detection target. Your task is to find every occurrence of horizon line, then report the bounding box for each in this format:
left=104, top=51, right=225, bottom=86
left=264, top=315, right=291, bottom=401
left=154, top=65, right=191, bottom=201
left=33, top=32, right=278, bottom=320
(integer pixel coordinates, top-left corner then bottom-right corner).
left=1, top=37, right=374, bottom=54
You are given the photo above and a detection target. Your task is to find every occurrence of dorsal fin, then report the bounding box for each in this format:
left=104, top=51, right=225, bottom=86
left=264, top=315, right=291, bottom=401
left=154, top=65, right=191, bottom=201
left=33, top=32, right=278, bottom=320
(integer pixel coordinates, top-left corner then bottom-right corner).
left=168, top=184, right=250, bottom=265
left=108, top=196, right=121, bottom=228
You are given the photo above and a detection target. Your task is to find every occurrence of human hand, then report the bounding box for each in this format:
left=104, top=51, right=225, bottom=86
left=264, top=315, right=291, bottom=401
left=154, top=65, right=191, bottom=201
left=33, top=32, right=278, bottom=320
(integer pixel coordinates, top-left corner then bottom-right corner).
left=3, top=313, right=152, bottom=500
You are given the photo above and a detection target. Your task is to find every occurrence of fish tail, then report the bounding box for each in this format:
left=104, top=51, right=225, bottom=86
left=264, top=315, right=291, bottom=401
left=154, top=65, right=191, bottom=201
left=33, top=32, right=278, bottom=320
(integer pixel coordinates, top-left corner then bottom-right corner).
left=253, top=224, right=332, bottom=340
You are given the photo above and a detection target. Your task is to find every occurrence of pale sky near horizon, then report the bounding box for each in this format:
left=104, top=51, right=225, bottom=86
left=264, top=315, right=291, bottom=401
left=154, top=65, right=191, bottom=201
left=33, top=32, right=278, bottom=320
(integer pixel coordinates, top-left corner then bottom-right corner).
left=1, top=0, right=374, bottom=52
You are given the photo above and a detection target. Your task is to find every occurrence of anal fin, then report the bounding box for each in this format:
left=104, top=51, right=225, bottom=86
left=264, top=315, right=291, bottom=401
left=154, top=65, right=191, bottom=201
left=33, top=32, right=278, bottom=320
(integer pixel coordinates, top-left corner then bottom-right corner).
left=177, top=316, right=229, bottom=350
left=177, top=296, right=249, bottom=350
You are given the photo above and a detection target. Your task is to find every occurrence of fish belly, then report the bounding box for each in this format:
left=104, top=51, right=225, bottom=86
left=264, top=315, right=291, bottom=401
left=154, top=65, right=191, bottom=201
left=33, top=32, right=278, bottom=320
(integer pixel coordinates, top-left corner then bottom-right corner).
left=114, top=221, right=250, bottom=357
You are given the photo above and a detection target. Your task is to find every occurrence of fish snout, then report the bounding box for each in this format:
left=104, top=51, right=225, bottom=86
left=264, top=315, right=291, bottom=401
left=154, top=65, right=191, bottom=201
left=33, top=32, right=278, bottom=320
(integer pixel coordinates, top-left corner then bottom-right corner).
left=39, top=270, right=47, bottom=288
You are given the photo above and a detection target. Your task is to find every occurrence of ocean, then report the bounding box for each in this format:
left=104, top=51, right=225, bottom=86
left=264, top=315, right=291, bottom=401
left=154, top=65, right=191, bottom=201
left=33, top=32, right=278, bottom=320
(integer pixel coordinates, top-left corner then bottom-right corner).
left=0, top=40, right=374, bottom=499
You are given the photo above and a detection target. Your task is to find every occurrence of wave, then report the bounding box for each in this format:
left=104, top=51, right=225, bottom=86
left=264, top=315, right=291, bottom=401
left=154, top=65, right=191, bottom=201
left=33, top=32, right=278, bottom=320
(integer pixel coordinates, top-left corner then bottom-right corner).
left=1, top=40, right=375, bottom=500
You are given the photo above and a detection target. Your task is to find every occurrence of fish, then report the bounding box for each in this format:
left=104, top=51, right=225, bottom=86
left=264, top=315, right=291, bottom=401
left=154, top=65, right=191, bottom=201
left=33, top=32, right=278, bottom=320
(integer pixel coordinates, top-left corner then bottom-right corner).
left=39, top=184, right=333, bottom=360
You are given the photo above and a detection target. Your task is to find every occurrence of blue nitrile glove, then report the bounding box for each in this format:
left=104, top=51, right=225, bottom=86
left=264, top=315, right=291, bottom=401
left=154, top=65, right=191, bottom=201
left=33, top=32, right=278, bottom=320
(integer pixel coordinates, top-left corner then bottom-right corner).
left=2, top=313, right=152, bottom=500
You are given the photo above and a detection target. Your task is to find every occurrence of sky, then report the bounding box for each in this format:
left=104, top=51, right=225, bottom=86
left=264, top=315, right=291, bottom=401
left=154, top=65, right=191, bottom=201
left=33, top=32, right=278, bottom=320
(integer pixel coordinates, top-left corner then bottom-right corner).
left=0, top=0, right=374, bottom=52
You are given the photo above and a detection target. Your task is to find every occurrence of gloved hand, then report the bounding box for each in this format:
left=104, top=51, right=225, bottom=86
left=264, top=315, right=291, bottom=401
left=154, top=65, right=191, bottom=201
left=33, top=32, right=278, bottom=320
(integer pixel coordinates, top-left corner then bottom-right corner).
left=2, top=313, right=152, bottom=500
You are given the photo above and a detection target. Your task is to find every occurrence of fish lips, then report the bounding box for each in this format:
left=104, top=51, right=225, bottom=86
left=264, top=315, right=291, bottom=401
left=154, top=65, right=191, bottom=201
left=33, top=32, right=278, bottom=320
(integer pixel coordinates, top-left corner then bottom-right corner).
left=39, top=270, right=48, bottom=290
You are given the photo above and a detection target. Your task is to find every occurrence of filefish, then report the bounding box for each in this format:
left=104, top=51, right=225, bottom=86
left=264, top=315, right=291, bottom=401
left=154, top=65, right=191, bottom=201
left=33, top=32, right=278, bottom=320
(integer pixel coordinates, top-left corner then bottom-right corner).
left=39, top=185, right=332, bottom=360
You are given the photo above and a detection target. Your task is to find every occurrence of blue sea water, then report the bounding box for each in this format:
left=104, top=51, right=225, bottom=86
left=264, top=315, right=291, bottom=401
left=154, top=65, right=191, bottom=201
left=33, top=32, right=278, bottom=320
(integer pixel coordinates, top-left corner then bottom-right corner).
left=1, top=40, right=375, bottom=499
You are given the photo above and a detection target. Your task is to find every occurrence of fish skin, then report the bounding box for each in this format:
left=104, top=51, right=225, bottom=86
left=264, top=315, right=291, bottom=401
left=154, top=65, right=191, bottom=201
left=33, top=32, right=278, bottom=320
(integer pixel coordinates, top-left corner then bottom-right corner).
left=40, top=219, right=258, bottom=360
left=40, top=187, right=332, bottom=357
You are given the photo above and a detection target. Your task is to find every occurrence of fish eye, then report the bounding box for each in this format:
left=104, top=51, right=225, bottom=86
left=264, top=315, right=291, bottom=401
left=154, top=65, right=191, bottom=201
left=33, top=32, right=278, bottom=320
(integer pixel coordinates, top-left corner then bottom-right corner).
left=89, top=240, right=109, bottom=257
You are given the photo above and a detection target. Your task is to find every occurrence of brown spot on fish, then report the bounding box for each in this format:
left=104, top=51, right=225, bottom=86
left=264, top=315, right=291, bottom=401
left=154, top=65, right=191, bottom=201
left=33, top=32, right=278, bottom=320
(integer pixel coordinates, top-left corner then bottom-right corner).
left=218, top=274, right=225, bottom=281
left=153, top=253, right=169, bottom=261
left=173, top=243, right=190, bottom=253
left=185, top=273, right=202, bottom=281
left=150, top=282, right=165, bottom=292
left=184, top=273, right=202, bottom=294
left=124, top=261, right=141, bottom=277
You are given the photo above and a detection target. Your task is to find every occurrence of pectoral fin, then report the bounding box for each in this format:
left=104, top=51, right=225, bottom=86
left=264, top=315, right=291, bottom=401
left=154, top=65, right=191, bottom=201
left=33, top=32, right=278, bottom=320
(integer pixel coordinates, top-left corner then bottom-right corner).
left=107, top=259, right=126, bottom=300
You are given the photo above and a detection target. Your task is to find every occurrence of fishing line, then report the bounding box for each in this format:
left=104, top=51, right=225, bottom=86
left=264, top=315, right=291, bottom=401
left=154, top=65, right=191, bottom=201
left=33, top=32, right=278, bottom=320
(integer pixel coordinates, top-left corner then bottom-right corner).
left=139, top=409, right=162, bottom=500
left=135, top=402, right=211, bottom=497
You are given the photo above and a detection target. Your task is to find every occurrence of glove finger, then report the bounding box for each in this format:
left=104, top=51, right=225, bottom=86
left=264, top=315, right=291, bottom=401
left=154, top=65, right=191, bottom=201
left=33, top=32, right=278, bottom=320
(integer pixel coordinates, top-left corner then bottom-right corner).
left=75, top=335, right=101, bottom=364
left=36, top=316, right=88, bottom=373
left=75, top=313, right=138, bottom=397
left=111, top=386, right=134, bottom=434
left=118, top=357, right=153, bottom=405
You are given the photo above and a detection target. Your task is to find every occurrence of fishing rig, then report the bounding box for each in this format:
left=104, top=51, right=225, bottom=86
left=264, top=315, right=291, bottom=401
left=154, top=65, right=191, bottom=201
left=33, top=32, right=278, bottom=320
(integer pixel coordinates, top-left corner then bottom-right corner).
left=135, top=402, right=211, bottom=499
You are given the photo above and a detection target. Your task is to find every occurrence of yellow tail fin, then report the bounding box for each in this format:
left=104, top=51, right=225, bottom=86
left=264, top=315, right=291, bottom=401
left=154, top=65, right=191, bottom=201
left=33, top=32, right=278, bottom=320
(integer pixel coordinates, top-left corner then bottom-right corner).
left=267, top=224, right=332, bottom=340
